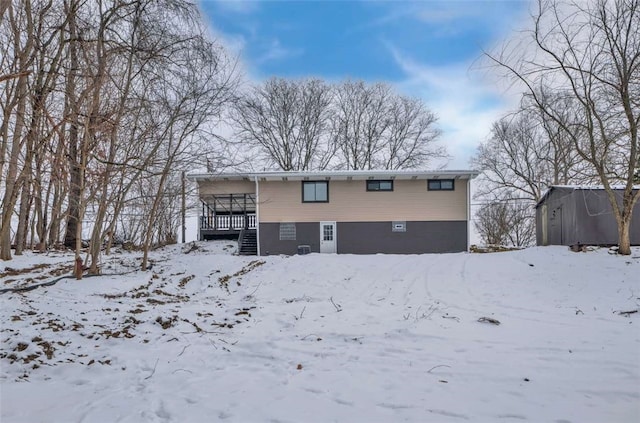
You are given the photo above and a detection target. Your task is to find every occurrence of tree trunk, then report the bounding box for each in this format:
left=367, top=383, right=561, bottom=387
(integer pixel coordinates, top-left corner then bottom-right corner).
left=63, top=1, right=80, bottom=249
left=48, top=179, right=64, bottom=246
left=64, top=124, right=80, bottom=248
left=0, top=75, right=28, bottom=260
left=141, top=171, right=171, bottom=271
left=617, top=216, right=631, bottom=256
left=34, top=159, right=47, bottom=248
left=14, top=177, right=31, bottom=254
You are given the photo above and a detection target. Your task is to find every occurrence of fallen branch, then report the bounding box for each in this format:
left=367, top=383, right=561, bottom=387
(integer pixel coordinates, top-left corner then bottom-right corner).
left=301, top=333, right=320, bottom=340
left=477, top=317, right=500, bottom=325
left=416, top=304, right=438, bottom=321
left=208, top=338, right=218, bottom=350
left=0, top=273, right=102, bottom=295
left=427, top=364, right=451, bottom=373
left=177, top=344, right=190, bottom=357
left=294, top=306, right=306, bottom=320
left=617, top=309, right=638, bottom=317
left=245, top=281, right=263, bottom=299
left=144, top=358, right=159, bottom=380
left=330, top=296, right=342, bottom=312
left=180, top=329, right=221, bottom=335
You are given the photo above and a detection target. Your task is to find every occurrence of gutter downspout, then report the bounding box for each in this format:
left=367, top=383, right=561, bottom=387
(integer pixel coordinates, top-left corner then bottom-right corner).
left=467, top=177, right=471, bottom=252
left=196, top=181, right=202, bottom=241
left=254, top=175, right=260, bottom=256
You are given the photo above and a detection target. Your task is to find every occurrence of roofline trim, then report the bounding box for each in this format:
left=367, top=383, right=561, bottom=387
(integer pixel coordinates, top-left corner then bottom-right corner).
left=187, top=169, right=481, bottom=182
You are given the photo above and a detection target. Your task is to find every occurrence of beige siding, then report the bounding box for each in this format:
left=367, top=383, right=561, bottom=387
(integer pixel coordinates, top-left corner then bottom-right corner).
left=199, top=180, right=255, bottom=195
left=258, top=179, right=468, bottom=222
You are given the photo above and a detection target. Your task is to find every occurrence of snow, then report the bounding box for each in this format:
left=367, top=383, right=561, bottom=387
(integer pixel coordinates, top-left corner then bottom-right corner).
left=1, top=242, right=639, bottom=422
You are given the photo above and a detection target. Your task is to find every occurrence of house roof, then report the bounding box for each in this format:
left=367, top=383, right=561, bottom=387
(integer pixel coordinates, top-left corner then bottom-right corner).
left=188, top=169, right=480, bottom=182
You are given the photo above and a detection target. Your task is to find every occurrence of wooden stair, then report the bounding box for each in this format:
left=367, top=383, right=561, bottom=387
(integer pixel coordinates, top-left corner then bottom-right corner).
left=238, top=229, right=257, bottom=255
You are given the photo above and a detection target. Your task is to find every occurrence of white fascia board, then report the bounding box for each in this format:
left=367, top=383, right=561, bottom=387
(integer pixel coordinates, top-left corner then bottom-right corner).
left=188, top=170, right=480, bottom=182
left=186, top=173, right=252, bottom=182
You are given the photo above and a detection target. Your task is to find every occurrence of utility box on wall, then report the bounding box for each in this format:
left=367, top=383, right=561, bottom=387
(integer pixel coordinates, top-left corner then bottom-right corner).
left=392, top=221, right=406, bottom=232
left=297, top=245, right=311, bottom=255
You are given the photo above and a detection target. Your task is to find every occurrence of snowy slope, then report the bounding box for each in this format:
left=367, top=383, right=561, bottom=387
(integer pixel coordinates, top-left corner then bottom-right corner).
left=1, top=243, right=639, bottom=422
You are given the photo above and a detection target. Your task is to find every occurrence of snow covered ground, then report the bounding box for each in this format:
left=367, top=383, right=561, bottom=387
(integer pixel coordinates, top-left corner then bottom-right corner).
left=1, top=242, right=639, bottom=422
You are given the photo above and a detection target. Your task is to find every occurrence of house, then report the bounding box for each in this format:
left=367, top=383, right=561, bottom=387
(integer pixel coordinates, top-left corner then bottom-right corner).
left=535, top=186, right=640, bottom=246
left=188, top=170, right=479, bottom=255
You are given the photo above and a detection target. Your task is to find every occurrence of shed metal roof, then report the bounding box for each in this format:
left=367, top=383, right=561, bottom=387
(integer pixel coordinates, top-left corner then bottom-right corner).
left=535, top=185, right=640, bottom=208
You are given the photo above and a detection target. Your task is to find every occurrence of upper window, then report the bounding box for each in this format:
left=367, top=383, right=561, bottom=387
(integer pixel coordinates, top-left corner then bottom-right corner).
left=302, top=181, right=329, bottom=202
left=428, top=179, right=455, bottom=191
left=366, top=180, right=394, bottom=192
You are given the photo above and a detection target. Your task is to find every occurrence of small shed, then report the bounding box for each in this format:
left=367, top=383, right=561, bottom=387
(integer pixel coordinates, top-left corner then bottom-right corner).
left=535, top=186, right=640, bottom=246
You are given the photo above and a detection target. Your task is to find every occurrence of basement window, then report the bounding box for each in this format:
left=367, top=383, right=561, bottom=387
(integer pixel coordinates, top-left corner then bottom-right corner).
left=367, top=180, right=394, bottom=191
left=279, top=223, right=296, bottom=241
left=428, top=179, right=454, bottom=191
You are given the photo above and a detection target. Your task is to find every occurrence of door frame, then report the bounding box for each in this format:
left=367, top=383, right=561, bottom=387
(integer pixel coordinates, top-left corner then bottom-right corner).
left=319, top=221, right=337, bottom=253
left=550, top=206, right=563, bottom=245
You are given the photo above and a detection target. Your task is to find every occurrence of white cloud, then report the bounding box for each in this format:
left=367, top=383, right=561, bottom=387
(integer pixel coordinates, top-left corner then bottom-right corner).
left=255, top=39, right=303, bottom=65
left=386, top=42, right=521, bottom=169
left=414, top=4, right=485, bottom=24
left=209, top=0, right=260, bottom=14
left=355, top=1, right=528, bottom=38
left=218, top=32, right=248, bottom=56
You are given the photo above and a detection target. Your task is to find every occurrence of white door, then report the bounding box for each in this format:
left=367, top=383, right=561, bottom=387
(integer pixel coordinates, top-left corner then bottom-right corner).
left=320, top=221, right=337, bottom=253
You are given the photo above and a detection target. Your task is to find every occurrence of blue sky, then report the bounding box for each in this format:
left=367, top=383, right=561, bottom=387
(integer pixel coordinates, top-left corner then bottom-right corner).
left=199, top=0, right=531, bottom=168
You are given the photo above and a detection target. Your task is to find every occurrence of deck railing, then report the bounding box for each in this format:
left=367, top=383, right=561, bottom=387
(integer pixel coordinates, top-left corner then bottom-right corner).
left=200, top=213, right=256, bottom=230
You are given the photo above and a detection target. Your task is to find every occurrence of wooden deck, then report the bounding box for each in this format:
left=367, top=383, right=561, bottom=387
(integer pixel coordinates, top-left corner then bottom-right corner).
left=199, top=194, right=257, bottom=240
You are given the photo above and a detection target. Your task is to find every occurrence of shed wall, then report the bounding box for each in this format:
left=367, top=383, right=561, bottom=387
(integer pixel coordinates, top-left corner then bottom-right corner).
left=537, top=188, right=640, bottom=246
left=572, top=189, right=640, bottom=245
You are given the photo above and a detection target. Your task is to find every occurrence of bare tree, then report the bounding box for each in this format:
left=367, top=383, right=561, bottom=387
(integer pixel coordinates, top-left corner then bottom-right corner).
left=475, top=198, right=536, bottom=247
left=486, top=0, right=640, bottom=255
left=0, top=0, right=239, bottom=267
left=331, top=81, right=391, bottom=170
left=472, top=108, right=577, bottom=204
left=475, top=201, right=511, bottom=246
left=332, top=80, right=444, bottom=170
left=233, top=78, right=444, bottom=172
left=472, top=100, right=591, bottom=247
left=137, top=10, right=238, bottom=270
left=231, top=77, right=334, bottom=171
left=0, top=0, right=40, bottom=260
left=383, top=95, right=444, bottom=169
left=532, top=93, right=592, bottom=184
